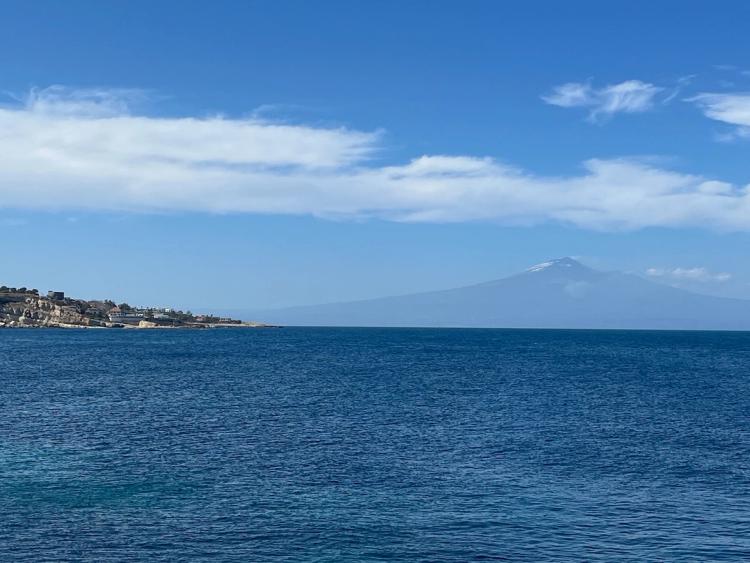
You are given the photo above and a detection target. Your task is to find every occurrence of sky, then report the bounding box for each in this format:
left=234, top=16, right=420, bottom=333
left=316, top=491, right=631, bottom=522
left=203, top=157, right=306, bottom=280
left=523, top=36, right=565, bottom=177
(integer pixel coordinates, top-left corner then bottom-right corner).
left=1, top=0, right=750, bottom=311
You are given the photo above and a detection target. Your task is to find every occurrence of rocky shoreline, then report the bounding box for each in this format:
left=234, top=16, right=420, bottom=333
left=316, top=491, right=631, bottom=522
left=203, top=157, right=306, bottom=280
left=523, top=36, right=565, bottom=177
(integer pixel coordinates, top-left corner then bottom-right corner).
left=0, top=287, right=275, bottom=329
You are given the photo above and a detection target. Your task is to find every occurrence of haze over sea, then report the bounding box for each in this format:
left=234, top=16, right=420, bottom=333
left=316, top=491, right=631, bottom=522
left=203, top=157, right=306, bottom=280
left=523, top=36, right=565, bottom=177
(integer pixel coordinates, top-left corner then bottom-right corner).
left=1, top=327, right=748, bottom=561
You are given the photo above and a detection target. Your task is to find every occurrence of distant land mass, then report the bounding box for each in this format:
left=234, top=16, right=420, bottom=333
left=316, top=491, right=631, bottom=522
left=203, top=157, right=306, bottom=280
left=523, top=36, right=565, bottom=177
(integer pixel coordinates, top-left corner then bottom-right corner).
left=253, top=257, right=750, bottom=330
left=0, top=286, right=270, bottom=329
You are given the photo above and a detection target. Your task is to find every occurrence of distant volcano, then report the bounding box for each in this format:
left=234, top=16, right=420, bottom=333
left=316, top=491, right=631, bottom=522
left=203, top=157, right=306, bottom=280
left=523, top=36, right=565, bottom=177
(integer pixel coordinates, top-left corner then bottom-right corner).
left=256, top=258, right=750, bottom=330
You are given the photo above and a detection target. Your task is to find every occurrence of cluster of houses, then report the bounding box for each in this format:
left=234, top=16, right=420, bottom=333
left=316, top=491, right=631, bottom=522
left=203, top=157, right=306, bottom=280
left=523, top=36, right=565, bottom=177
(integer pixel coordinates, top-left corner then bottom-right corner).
left=108, top=307, right=175, bottom=324
left=106, top=307, right=239, bottom=326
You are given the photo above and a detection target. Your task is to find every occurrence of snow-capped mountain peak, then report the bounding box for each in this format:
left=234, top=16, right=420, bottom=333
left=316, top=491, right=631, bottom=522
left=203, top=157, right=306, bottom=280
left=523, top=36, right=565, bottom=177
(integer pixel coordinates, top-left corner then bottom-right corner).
left=526, top=257, right=582, bottom=273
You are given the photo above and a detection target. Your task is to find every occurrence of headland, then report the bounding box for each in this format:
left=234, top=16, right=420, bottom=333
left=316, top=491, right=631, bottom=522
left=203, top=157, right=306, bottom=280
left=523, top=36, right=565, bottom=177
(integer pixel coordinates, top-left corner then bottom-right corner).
left=0, top=286, right=273, bottom=329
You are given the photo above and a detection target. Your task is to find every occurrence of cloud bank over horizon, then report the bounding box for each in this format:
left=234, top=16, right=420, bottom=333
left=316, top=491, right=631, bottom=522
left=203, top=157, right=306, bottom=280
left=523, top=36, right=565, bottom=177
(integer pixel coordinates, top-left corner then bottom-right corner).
left=2, top=86, right=750, bottom=232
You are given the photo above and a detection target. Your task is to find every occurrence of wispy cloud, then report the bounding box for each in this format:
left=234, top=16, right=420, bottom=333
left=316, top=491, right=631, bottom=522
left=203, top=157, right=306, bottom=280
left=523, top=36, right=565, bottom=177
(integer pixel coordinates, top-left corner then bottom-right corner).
left=1, top=86, right=750, bottom=231
left=0, top=218, right=28, bottom=227
left=646, top=267, right=732, bottom=283
left=714, top=64, right=750, bottom=76
left=18, top=85, right=149, bottom=117
left=689, top=92, right=750, bottom=139
left=542, top=80, right=664, bottom=121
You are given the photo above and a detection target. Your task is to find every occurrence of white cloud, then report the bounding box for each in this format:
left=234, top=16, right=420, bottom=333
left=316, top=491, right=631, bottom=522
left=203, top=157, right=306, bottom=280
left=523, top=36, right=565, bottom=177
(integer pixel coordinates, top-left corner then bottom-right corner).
left=2, top=86, right=378, bottom=170
left=1, top=86, right=750, bottom=231
left=542, top=80, right=664, bottom=121
left=541, top=82, right=593, bottom=108
left=646, top=267, right=732, bottom=283
left=690, top=92, right=750, bottom=139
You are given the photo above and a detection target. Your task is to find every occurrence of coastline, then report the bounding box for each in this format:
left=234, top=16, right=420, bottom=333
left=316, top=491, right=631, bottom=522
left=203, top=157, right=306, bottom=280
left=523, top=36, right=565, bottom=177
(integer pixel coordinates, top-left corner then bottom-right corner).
left=0, top=288, right=277, bottom=329
left=0, top=321, right=281, bottom=330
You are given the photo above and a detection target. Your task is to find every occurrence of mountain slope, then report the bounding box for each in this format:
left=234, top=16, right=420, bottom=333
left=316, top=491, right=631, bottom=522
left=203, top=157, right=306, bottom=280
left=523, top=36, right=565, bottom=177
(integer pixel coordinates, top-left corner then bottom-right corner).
left=256, top=258, right=750, bottom=330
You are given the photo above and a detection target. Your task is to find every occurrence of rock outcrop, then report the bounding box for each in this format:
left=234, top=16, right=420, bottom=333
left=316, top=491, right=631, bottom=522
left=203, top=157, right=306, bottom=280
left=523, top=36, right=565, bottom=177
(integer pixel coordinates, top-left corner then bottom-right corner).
left=0, top=293, right=104, bottom=328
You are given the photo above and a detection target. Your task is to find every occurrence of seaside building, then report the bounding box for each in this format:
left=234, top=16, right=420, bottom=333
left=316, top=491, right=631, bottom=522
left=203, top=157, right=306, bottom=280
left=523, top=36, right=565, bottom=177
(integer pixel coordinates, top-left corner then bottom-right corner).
left=108, top=311, right=145, bottom=324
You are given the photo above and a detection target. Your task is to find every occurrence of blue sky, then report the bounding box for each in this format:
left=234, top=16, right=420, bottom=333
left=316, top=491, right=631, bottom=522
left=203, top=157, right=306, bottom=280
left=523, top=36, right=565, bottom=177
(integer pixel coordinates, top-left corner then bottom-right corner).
left=1, top=1, right=750, bottom=310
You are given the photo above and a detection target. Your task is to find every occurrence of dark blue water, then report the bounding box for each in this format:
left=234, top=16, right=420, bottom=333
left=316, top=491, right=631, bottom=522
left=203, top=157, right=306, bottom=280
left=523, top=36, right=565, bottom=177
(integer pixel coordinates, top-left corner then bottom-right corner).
left=1, top=328, right=748, bottom=561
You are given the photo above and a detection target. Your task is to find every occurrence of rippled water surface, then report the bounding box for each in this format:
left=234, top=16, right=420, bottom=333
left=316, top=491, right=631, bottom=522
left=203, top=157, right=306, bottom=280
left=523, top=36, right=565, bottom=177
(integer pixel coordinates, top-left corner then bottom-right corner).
left=1, top=328, right=748, bottom=561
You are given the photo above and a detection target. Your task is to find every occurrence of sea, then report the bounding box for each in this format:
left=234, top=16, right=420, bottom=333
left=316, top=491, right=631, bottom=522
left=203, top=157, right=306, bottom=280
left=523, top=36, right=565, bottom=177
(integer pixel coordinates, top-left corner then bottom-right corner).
left=0, top=327, right=748, bottom=561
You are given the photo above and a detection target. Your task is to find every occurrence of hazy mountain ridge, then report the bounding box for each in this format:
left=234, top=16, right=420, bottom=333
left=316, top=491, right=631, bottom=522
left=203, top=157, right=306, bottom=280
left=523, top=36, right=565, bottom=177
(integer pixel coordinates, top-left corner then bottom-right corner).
left=254, top=258, right=750, bottom=330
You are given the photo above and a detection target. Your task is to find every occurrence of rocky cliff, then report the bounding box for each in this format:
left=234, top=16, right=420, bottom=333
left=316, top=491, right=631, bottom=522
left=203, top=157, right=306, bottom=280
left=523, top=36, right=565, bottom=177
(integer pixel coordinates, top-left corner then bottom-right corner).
left=0, top=292, right=107, bottom=328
